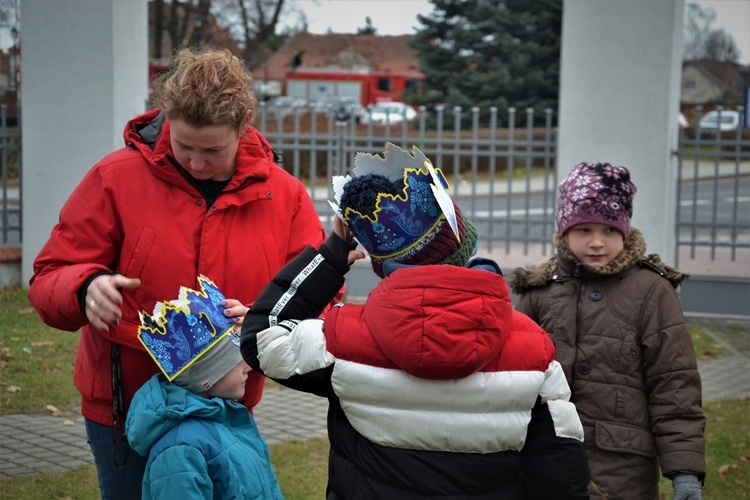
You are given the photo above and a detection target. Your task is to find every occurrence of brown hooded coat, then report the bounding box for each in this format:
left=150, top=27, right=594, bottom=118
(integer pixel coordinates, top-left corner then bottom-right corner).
left=508, top=228, right=706, bottom=500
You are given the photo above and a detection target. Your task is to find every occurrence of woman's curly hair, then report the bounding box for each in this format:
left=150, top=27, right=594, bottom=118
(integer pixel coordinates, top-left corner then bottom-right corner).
left=151, top=47, right=257, bottom=131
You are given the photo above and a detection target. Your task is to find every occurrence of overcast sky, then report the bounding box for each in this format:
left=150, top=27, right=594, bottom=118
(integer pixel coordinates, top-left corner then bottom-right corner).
left=294, top=0, right=750, bottom=64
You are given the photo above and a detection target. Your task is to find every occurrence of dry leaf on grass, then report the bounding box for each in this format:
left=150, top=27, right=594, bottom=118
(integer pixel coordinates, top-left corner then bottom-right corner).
left=6, top=385, right=21, bottom=393
left=62, top=419, right=75, bottom=426
left=700, top=348, right=715, bottom=358
left=46, top=404, right=62, bottom=416
left=718, top=464, right=738, bottom=474
left=31, top=341, right=54, bottom=347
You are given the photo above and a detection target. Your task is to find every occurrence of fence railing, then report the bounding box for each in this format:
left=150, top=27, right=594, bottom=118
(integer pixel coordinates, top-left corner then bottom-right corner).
left=0, top=104, right=20, bottom=245
left=674, top=106, right=750, bottom=267
left=1, top=104, right=748, bottom=274
left=258, top=104, right=750, bottom=267
left=258, top=105, right=560, bottom=258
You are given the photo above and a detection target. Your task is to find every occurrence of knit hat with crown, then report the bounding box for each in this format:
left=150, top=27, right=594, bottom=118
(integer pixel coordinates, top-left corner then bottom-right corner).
left=556, top=162, right=637, bottom=237
left=330, top=143, right=478, bottom=278
left=138, top=275, right=243, bottom=394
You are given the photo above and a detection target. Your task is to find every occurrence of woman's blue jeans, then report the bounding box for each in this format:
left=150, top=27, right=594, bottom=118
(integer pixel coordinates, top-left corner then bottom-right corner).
left=85, top=418, right=148, bottom=500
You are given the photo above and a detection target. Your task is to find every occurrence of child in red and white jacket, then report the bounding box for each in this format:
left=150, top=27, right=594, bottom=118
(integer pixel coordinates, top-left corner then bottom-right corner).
left=241, top=143, right=591, bottom=499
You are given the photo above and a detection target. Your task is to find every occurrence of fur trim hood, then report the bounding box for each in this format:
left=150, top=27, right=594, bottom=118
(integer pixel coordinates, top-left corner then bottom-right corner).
left=508, top=228, right=688, bottom=294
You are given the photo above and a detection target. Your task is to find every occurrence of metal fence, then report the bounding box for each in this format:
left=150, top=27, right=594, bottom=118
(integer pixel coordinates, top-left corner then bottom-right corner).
left=258, top=104, right=750, bottom=268
left=1, top=104, right=748, bottom=273
left=674, top=106, right=750, bottom=267
left=0, top=104, right=20, bottom=245
left=259, top=105, right=560, bottom=258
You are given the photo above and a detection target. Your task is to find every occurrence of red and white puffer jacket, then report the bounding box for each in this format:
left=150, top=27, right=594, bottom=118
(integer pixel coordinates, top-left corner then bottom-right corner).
left=242, top=235, right=591, bottom=499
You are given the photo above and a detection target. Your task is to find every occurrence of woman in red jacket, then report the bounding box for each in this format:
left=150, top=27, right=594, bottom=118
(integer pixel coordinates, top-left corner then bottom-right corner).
left=28, top=47, right=330, bottom=499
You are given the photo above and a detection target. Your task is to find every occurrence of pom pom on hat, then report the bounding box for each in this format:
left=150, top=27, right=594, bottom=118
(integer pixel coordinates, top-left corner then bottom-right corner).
left=556, top=162, right=637, bottom=238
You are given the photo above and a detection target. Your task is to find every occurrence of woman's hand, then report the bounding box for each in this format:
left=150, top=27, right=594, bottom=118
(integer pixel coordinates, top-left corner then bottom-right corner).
left=222, top=298, right=249, bottom=325
left=85, top=274, right=141, bottom=332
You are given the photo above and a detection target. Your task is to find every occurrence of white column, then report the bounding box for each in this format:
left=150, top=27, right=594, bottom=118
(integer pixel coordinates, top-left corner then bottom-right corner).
left=21, top=0, right=148, bottom=285
left=557, top=0, right=685, bottom=259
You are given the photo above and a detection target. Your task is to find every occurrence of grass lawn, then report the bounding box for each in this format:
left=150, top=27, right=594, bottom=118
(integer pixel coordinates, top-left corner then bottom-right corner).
left=1, top=286, right=748, bottom=498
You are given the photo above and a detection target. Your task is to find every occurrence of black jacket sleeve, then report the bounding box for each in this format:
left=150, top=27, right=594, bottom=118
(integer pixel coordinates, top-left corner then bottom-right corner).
left=521, top=396, right=591, bottom=499
left=240, top=233, right=356, bottom=373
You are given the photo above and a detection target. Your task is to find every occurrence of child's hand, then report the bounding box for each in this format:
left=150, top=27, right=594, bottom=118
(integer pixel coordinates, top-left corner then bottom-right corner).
left=347, top=249, right=366, bottom=265
left=222, top=298, right=249, bottom=325
left=334, top=215, right=366, bottom=264
left=333, top=215, right=354, bottom=242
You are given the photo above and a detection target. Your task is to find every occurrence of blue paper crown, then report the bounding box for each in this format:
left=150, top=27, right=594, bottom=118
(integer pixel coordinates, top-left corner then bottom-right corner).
left=329, top=143, right=460, bottom=259
left=137, top=275, right=240, bottom=381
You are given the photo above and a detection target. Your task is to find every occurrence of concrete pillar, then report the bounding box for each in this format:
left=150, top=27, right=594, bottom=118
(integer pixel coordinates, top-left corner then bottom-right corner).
left=21, top=0, right=148, bottom=286
left=557, top=0, right=685, bottom=259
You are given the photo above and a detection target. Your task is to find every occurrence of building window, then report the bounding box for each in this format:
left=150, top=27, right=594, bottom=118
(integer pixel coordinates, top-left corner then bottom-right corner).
left=377, top=77, right=391, bottom=92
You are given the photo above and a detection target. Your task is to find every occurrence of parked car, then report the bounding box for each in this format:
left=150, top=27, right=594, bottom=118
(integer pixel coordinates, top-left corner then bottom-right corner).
left=697, top=110, right=742, bottom=135
left=262, top=96, right=309, bottom=120
left=361, top=101, right=418, bottom=125
left=312, top=96, right=366, bottom=122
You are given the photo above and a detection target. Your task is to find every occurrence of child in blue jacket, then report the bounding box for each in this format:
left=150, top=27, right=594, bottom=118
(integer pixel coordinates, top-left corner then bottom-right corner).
left=126, top=276, right=284, bottom=500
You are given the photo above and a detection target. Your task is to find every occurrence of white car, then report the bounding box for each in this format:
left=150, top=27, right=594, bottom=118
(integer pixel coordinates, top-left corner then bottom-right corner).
left=312, top=96, right=366, bottom=122
left=697, top=110, right=742, bottom=135
left=361, top=101, right=418, bottom=125
left=262, top=96, right=309, bottom=120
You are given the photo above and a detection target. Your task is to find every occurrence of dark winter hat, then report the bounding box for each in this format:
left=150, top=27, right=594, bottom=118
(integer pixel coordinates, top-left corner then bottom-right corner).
left=330, top=143, right=478, bottom=278
left=138, top=275, right=243, bottom=394
left=556, top=162, right=637, bottom=238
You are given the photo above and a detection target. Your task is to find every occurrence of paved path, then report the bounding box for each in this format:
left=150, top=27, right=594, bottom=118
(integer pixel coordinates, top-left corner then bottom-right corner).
left=0, top=319, right=747, bottom=481
left=0, top=387, right=328, bottom=480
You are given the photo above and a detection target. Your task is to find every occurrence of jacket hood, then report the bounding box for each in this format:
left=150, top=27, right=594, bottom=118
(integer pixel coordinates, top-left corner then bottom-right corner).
left=123, top=108, right=278, bottom=191
left=508, top=228, right=688, bottom=294
left=125, top=374, right=230, bottom=456
left=363, top=264, right=513, bottom=380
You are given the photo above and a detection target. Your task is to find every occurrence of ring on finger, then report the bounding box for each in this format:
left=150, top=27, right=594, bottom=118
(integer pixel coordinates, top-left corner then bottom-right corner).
left=90, top=300, right=96, bottom=308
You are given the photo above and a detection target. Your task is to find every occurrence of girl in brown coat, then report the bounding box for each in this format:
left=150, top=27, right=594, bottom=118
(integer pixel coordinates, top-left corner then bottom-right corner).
left=508, top=162, right=706, bottom=500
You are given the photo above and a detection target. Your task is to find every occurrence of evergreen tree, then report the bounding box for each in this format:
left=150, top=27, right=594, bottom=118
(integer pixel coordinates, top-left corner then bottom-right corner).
left=408, top=0, right=562, bottom=125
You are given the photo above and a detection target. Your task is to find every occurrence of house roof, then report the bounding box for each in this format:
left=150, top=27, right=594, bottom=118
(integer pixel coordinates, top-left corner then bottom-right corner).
left=258, top=32, right=422, bottom=80
left=682, top=59, right=749, bottom=93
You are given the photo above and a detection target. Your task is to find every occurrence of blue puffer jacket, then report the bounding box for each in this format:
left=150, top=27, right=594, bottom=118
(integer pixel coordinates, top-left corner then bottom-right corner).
left=126, top=374, right=284, bottom=500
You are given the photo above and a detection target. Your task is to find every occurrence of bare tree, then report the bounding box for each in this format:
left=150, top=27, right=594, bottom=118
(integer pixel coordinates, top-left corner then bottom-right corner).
left=152, top=0, right=233, bottom=58
left=152, top=0, right=165, bottom=58
left=683, top=2, right=739, bottom=63
left=704, top=28, right=741, bottom=63
left=212, top=0, right=308, bottom=69
left=168, top=0, right=197, bottom=50
left=0, top=0, right=19, bottom=92
left=0, top=0, right=19, bottom=45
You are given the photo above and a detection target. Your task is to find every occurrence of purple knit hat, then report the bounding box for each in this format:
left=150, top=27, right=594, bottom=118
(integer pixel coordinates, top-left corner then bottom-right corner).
left=556, top=162, right=637, bottom=237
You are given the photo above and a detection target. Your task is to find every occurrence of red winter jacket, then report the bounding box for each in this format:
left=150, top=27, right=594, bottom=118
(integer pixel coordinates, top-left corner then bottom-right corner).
left=29, top=108, right=329, bottom=426
left=242, top=239, right=591, bottom=499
